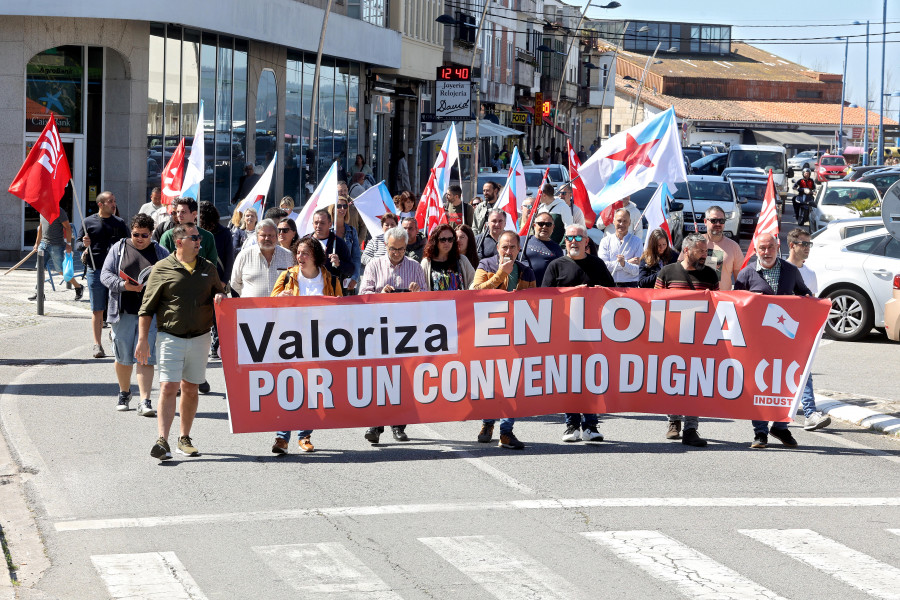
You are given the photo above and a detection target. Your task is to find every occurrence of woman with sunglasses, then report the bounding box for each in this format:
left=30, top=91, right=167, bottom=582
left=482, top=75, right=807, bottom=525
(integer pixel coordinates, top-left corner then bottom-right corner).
left=269, top=236, right=343, bottom=454
left=327, top=196, right=362, bottom=292
left=420, top=225, right=474, bottom=291
left=638, top=228, right=679, bottom=288
left=276, top=217, right=300, bottom=255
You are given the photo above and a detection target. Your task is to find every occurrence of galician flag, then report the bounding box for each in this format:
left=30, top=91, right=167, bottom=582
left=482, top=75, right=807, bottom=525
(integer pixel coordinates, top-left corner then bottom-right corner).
left=180, top=100, right=205, bottom=199
left=354, top=181, right=398, bottom=236
left=741, top=169, right=780, bottom=270
left=237, top=152, right=277, bottom=219
left=495, top=147, right=526, bottom=231
left=579, top=106, right=687, bottom=221
left=762, top=303, right=799, bottom=339
left=641, top=182, right=674, bottom=249
left=293, top=161, right=339, bottom=235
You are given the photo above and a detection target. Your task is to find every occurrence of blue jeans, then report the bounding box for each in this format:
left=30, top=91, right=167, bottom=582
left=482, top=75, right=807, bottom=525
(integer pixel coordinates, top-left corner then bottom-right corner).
left=40, top=242, right=65, bottom=274
left=276, top=429, right=313, bottom=441
left=752, top=374, right=815, bottom=434
left=482, top=418, right=515, bottom=434
left=565, top=413, right=599, bottom=428
left=85, top=268, right=108, bottom=312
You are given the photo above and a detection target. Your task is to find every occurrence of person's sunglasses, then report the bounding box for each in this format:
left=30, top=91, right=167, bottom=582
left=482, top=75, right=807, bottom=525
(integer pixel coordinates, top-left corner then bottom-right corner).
left=131, top=232, right=150, bottom=238
left=565, top=235, right=584, bottom=242
left=706, top=218, right=726, bottom=225
left=795, top=241, right=814, bottom=248
left=337, top=204, right=349, bottom=209
left=535, top=221, right=553, bottom=228
left=277, top=228, right=293, bottom=233
left=438, top=236, right=455, bottom=243
left=178, top=234, right=202, bottom=242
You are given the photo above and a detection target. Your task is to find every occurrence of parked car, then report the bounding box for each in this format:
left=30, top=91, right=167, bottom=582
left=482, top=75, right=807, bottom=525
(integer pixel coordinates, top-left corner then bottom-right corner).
left=529, top=164, right=570, bottom=186
left=787, top=150, right=824, bottom=171
left=809, top=217, right=887, bottom=248
left=727, top=144, right=792, bottom=196
left=809, top=182, right=881, bottom=232
left=845, top=164, right=889, bottom=181
left=691, top=153, right=728, bottom=176
left=884, top=272, right=900, bottom=342
left=623, top=183, right=685, bottom=248
left=729, top=177, right=773, bottom=236
left=682, top=147, right=705, bottom=164
left=805, top=227, right=900, bottom=341
left=675, top=175, right=741, bottom=239
left=856, top=168, right=900, bottom=197
left=814, top=154, right=850, bottom=183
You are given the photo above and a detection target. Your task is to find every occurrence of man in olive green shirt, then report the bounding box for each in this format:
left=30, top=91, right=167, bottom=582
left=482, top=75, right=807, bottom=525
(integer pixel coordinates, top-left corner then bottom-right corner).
left=158, top=197, right=218, bottom=266
left=137, top=223, right=225, bottom=460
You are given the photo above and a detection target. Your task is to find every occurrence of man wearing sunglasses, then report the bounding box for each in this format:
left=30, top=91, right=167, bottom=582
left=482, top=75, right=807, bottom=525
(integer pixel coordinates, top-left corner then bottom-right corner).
left=698, top=206, right=743, bottom=291
left=542, top=224, right=614, bottom=443
left=138, top=223, right=226, bottom=460
left=734, top=232, right=816, bottom=449
left=519, top=212, right=563, bottom=286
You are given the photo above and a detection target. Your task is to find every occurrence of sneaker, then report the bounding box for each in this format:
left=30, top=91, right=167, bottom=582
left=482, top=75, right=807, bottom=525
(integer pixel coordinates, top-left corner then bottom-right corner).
left=582, top=426, right=604, bottom=442
left=176, top=436, right=200, bottom=456
left=666, top=420, right=682, bottom=440
left=477, top=424, right=494, bottom=443
left=391, top=426, right=409, bottom=442
left=272, top=438, right=288, bottom=454
left=298, top=436, right=315, bottom=452
left=803, top=412, right=831, bottom=431
left=769, top=428, right=798, bottom=448
left=28, top=292, right=37, bottom=301
left=562, top=425, right=581, bottom=442
left=751, top=432, right=768, bottom=449
left=198, top=381, right=211, bottom=394
left=92, top=344, right=105, bottom=359
left=74, top=286, right=83, bottom=301
left=137, top=399, right=156, bottom=417
left=681, top=428, right=708, bottom=447
left=499, top=432, right=525, bottom=450
left=116, top=391, right=131, bottom=412
left=150, top=437, right=172, bottom=460
left=364, top=427, right=382, bottom=444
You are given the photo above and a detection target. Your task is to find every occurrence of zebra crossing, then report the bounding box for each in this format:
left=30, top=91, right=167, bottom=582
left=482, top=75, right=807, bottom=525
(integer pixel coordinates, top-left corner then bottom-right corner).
left=90, top=528, right=900, bottom=600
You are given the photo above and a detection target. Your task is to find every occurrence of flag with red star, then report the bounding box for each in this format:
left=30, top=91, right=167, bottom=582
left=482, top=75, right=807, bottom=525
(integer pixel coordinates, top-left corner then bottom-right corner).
left=578, top=107, right=687, bottom=218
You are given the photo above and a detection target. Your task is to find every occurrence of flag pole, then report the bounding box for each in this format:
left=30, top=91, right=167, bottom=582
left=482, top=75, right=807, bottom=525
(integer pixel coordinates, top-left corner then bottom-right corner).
left=69, top=178, right=96, bottom=271
left=1, top=249, right=36, bottom=276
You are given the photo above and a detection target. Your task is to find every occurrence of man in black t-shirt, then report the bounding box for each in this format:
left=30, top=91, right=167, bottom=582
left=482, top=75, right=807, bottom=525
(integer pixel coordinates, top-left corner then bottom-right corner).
left=519, top=212, right=563, bottom=286
left=654, top=233, right=719, bottom=448
left=542, top=224, right=614, bottom=443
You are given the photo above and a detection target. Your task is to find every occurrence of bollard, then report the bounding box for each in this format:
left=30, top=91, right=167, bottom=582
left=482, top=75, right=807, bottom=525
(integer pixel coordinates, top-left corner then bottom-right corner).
left=36, top=247, right=45, bottom=315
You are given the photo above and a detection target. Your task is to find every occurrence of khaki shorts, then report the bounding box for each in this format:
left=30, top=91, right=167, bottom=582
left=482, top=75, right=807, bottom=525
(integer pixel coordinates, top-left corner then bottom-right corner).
left=157, top=331, right=211, bottom=384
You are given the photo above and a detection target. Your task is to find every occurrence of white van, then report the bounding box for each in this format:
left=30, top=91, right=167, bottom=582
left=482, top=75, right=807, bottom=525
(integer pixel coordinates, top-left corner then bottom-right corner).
left=726, top=144, right=792, bottom=196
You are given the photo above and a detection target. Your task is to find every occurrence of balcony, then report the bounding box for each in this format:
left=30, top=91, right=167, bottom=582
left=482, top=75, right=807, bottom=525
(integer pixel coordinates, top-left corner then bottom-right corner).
left=515, top=60, right=535, bottom=89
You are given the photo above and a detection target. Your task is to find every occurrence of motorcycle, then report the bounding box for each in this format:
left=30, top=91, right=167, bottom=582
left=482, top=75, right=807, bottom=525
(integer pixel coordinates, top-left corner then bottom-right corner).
left=796, top=187, right=812, bottom=227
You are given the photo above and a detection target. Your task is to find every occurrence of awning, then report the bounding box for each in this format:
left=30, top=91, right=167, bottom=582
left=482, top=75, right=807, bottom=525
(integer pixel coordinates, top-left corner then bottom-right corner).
left=753, top=130, right=821, bottom=146
left=843, top=146, right=865, bottom=154
left=521, top=106, right=569, bottom=136
left=420, top=120, right=524, bottom=142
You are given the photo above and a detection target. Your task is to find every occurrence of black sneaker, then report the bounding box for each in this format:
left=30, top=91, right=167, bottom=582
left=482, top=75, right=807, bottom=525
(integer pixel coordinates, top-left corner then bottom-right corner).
left=681, top=428, right=707, bottom=447
left=751, top=432, right=768, bottom=449
left=150, top=437, right=172, bottom=460
left=364, top=427, right=383, bottom=444
left=28, top=292, right=37, bottom=301
left=116, top=391, right=131, bottom=412
left=74, top=286, right=83, bottom=301
left=477, top=424, right=494, bottom=443
left=582, top=426, right=604, bottom=442
left=499, top=432, right=525, bottom=450
left=769, top=428, right=798, bottom=448
left=562, top=425, right=581, bottom=442
left=391, top=426, right=409, bottom=442
left=198, top=381, right=211, bottom=394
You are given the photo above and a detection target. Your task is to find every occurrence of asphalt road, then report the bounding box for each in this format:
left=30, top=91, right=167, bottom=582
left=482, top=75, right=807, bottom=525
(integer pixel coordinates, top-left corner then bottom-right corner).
left=1, top=265, right=900, bottom=600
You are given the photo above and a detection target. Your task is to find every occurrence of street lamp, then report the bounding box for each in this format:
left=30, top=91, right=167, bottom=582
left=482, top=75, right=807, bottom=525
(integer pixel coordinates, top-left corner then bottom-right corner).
left=631, top=45, right=677, bottom=126
left=835, top=36, right=849, bottom=154
left=878, top=0, right=887, bottom=166
left=854, top=20, right=870, bottom=165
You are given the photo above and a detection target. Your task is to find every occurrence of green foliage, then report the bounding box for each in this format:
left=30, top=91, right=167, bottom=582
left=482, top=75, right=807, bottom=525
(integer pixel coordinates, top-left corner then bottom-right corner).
left=848, top=198, right=881, bottom=217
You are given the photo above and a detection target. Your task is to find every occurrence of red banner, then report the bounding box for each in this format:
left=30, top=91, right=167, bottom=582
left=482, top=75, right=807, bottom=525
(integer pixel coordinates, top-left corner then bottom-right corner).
left=216, top=287, right=830, bottom=434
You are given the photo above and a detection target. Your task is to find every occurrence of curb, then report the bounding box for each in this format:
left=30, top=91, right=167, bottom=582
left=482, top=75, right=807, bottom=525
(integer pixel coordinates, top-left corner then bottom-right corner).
left=815, top=394, right=900, bottom=438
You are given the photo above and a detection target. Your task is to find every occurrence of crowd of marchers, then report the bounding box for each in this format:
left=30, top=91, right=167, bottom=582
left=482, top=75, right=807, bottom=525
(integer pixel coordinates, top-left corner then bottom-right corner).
left=41, top=177, right=830, bottom=461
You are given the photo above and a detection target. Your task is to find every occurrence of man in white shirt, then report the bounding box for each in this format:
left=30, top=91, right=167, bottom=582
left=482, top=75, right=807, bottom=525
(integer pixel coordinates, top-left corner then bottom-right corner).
left=139, top=187, right=163, bottom=218
left=597, top=209, right=642, bottom=286
left=599, top=195, right=643, bottom=240
left=230, top=219, right=296, bottom=298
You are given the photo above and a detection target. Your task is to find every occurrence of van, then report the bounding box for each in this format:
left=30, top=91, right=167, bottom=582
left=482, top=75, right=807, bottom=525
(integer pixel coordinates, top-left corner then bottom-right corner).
left=726, top=144, right=791, bottom=196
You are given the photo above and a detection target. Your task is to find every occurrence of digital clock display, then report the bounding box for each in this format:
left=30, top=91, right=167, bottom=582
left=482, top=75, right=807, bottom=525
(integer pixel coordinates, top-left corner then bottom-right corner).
left=436, top=66, right=471, bottom=81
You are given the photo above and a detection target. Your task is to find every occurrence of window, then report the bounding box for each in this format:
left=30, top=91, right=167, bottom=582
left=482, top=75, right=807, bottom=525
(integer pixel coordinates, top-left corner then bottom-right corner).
left=495, top=35, right=501, bottom=68
left=846, top=235, right=886, bottom=255
left=797, top=89, right=824, bottom=99
left=484, top=31, right=492, bottom=79
left=507, top=40, right=513, bottom=84
left=884, top=238, right=900, bottom=260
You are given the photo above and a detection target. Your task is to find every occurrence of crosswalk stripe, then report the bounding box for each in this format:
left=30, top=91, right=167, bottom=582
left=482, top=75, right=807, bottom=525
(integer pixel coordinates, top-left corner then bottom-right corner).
left=583, top=530, right=787, bottom=600
left=91, top=551, right=209, bottom=599
left=252, top=542, right=403, bottom=599
left=418, top=535, right=581, bottom=599
left=740, top=529, right=900, bottom=599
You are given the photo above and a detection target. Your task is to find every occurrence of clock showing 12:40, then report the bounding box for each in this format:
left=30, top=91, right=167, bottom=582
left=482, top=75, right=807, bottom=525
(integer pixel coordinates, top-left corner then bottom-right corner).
left=436, top=66, right=471, bottom=81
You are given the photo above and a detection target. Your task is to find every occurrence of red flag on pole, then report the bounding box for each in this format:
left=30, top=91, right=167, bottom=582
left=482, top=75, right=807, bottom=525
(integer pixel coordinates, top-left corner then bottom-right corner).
left=567, top=140, right=596, bottom=228
left=740, top=169, right=780, bottom=270
left=518, top=166, right=549, bottom=236
left=415, top=169, right=448, bottom=235
left=8, top=114, right=71, bottom=224
left=160, top=138, right=186, bottom=206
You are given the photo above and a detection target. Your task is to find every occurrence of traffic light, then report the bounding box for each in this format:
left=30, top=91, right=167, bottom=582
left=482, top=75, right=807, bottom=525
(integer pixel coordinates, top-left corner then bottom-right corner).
left=542, top=100, right=552, bottom=117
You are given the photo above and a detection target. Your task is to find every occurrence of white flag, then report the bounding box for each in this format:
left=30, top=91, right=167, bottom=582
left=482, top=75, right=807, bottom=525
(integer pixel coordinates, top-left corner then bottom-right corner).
left=353, top=181, right=398, bottom=237
left=293, top=161, right=339, bottom=235
left=236, top=152, right=277, bottom=217
left=180, top=100, right=205, bottom=199
left=495, top=147, right=526, bottom=231
left=762, top=303, right=799, bottom=339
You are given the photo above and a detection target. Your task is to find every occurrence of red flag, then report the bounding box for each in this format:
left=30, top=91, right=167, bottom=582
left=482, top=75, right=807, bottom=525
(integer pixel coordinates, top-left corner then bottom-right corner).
left=598, top=200, right=625, bottom=227
left=567, top=140, right=596, bottom=228
left=518, top=167, right=549, bottom=236
left=740, top=169, right=780, bottom=270
left=8, top=114, right=71, bottom=224
left=160, top=139, right=186, bottom=206
left=415, top=169, right=447, bottom=235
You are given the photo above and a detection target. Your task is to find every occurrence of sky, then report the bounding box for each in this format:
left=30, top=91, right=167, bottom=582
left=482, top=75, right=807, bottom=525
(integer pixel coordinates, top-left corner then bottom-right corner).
left=584, top=0, right=900, bottom=118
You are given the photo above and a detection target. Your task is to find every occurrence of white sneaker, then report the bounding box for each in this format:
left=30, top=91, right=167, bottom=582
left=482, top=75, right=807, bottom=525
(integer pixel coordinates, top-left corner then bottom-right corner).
left=562, top=425, right=581, bottom=442
left=137, top=399, right=156, bottom=417
left=582, top=426, right=604, bottom=442
left=803, top=411, right=831, bottom=431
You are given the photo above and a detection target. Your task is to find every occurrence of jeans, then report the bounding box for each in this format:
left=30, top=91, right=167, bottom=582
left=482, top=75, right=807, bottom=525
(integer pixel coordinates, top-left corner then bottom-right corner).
left=753, top=374, right=815, bottom=434
left=565, top=413, right=599, bottom=428
left=668, top=415, right=699, bottom=430
left=85, top=268, right=108, bottom=312
left=40, top=242, right=65, bottom=274
left=482, top=418, right=515, bottom=434
left=276, top=429, right=314, bottom=441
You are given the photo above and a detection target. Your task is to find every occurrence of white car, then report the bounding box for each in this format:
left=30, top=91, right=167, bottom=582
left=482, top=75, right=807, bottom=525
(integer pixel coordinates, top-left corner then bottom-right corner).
left=809, top=182, right=881, bottom=232
left=805, top=227, right=900, bottom=341
left=676, top=175, right=742, bottom=239
left=788, top=150, right=824, bottom=171
left=808, top=217, right=886, bottom=249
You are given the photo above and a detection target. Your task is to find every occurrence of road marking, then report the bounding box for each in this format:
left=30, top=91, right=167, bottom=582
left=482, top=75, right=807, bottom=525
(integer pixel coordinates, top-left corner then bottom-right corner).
left=419, top=535, right=580, bottom=599
left=252, top=543, right=402, bottom=599
left=416, top=424, right=537, bottom=496
left=583, top=530, right=786, bottom=600
left=740, top=529, right=900, bottom=599
left=54, top=497, right=900, bottom=532
left=91, top=551, right=209, bottom=599
left=804, top=425, right=900, bottom=464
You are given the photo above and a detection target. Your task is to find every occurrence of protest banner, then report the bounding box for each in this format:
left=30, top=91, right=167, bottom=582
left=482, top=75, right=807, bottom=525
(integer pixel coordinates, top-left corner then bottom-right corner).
left=215, top=287, right=830, bottom=434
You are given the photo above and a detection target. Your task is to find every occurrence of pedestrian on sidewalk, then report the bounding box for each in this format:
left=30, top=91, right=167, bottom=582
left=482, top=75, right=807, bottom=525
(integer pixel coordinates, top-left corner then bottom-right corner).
left=30, top=205, right=84, bottom=301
